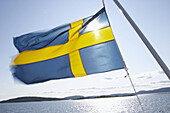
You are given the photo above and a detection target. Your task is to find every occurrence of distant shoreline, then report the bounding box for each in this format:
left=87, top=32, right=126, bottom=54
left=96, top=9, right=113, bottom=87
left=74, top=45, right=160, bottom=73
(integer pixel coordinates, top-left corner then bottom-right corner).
left=0, top=93, right=135, bottom=103
left=0, top=87, right=170, bottom=103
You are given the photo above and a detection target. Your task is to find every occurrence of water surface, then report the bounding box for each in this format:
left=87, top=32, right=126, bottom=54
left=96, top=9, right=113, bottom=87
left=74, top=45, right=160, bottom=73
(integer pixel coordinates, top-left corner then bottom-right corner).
left=0, top=93, right=170, bottom=113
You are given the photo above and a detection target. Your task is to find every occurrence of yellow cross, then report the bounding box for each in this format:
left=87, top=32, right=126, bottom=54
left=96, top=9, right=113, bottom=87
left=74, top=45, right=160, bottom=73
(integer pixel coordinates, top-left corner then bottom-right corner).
left=12, top=22, right=114, bottom=67
left=69, top=20, right=87, bottom=77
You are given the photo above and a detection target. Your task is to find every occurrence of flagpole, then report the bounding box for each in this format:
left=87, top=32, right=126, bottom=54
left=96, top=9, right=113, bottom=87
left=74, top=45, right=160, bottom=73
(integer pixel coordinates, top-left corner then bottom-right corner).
left=102, top=0, right=105, bottom=7
left=113, top=0, right=170, bottom=79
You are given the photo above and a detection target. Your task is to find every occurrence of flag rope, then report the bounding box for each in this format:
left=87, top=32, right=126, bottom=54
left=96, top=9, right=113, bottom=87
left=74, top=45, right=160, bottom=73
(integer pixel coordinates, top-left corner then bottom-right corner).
left=125, top=68, right=145, bottom=113
left=102, top=0, right=145, bottom=112
left=115, top=38, right=145, bottom=113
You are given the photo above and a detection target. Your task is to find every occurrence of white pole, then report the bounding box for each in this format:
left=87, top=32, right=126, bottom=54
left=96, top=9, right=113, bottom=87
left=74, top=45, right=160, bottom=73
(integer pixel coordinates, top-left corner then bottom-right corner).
left=113, top=0, right=170, bottom=79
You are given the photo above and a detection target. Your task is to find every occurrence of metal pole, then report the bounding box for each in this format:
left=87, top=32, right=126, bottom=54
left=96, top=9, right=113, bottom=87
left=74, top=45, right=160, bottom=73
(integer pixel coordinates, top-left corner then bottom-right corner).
left=102, top=0, right=105, bottom=7
left=113, top=0, right=170, bottom=79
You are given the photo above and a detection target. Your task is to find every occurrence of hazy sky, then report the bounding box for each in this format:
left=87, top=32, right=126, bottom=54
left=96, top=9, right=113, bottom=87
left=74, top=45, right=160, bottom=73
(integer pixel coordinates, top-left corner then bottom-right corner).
left=0, top=0, right=170, bottom=101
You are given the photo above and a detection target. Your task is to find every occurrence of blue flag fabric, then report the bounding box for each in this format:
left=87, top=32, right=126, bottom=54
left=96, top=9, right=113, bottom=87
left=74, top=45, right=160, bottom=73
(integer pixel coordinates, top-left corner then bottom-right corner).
left=12, top=8, right=124, bottom=84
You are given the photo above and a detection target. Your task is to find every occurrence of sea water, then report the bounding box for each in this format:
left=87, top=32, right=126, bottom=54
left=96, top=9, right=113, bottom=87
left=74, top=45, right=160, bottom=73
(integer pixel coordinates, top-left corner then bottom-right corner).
left=0, top=93, right=170, bottom=113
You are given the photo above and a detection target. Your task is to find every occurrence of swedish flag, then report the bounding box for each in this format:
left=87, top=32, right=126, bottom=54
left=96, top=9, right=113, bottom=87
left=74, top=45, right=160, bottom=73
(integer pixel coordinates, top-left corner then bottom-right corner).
left=12, top=8, right=124, bottom=84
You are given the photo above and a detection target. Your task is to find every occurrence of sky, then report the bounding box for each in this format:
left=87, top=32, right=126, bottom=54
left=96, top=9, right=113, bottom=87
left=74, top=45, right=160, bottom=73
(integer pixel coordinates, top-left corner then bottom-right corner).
left=0, top=0, right=170, bottom=101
